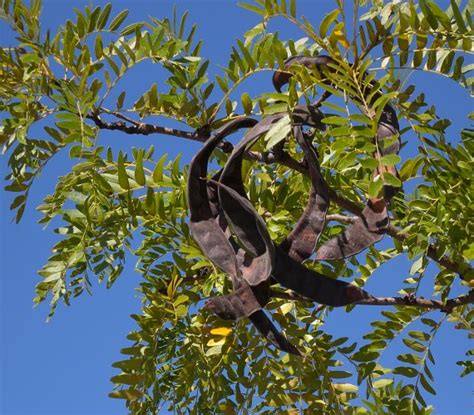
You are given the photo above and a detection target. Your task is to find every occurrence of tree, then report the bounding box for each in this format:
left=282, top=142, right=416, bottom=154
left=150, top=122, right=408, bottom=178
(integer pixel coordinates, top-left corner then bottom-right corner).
left=1, top=0, right=472, bottom=413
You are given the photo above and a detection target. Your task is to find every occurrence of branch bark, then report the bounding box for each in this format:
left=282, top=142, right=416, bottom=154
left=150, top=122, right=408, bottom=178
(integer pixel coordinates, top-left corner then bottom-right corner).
left=355, top=290, right=474, bottom=313
left=270, top=289, right=474, bottom=313
left=88, top=110, right=209, bottom=142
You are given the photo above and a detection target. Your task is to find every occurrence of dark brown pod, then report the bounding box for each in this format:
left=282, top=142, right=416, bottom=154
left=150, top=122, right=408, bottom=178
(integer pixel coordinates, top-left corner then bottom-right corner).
left=188, top=117, right=300, bottom=355
left=279, top=125, right=329, bottom=262
left=273, top=54, right=401, bottom=260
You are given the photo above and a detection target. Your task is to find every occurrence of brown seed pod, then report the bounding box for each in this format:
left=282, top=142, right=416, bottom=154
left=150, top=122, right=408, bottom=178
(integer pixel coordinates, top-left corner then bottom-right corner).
left=273, top=55, right=401, bottom=260
left=187, top=117, right=301, bottom=355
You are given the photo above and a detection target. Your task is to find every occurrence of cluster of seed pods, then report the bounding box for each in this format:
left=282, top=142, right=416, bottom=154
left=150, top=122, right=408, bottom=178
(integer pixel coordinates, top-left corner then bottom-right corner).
left=187, top=56, right=400, bottom=355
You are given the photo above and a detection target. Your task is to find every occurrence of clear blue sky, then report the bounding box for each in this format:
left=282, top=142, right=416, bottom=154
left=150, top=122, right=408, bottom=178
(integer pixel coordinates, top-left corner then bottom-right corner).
left=1, top=1, right=472, bottom=414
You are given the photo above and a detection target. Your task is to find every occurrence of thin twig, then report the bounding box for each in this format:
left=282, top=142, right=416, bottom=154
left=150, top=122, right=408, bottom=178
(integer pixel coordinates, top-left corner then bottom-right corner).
left=355, top=290, right=474, bottom=313
left=325, top=214, right=358, bottom=224
left=88, top=111, right=208, bottom=142
left=270, top=289, right=473, bottom=313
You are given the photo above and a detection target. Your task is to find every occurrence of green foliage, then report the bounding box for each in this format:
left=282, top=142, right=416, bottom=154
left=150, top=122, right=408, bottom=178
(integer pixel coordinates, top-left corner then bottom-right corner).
left=1, top=0, right=472, bottom=413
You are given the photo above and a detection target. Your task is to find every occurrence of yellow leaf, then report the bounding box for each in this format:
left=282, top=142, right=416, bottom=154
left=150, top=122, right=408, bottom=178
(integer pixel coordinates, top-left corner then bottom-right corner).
left=218, top=403, right=237, bottom=415
left=210, top=327, right=232, bottom=337
left=333, top=383, right=358, bottom=393
left=332, top=22, right=350, bottom=49
left=334, top=29, right=350, bottom=49
left=279, top=302, right=294, bottom=315
left=109, top=388, right=143, bottom=400
left=207, top=337, right=226, bottom=347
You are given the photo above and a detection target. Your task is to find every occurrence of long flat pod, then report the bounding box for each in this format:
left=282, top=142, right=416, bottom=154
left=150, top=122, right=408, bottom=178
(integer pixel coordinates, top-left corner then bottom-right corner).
left=280, top=124, right=329, bottom=262
left=187, top=118, right=300, bottom=355
left=315, top=199, right=388, bottom=260
left=219, top=114, right=283, bottom=255
left=214, top=178, right=276, bottom=287
left=273, top=246, right=370, bottom=306
left=315, top=104, right=399, bottom=260
left=218, top=115, right=283, bottom=286
left=188, top=117, right=257, bottom=277
left=273, top=54, right=401, bottom=260
left=219, top=106, right=328, bottom=280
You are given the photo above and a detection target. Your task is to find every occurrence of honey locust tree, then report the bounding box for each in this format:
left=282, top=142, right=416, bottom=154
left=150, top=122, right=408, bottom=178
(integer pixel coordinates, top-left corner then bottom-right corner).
left=1, top=0, right=473, bottom=413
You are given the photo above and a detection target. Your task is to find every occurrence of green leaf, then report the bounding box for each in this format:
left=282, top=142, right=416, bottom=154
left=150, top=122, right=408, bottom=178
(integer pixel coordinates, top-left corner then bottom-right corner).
left=400, top=156, right=423, bottom=181
left=420, top=373, right=437, bottom=395
left=265, top=114, right=291, bottom=150
left=109, top=10, right=129, bottom=31
left=410, top=256, right=425, bottom=275
left=382, top=171, right=401, bottom=187
left=319, top=9, right=340, bottom=38
left=373, top=378, right=394, bottom=388
left=322, top=115, right=347, bottom=125
left=419, top=0, right=438, bottom=30
left=109, top=388, right=143, bottom=400
left=97, top=4, right=112, bottom=30
left=359, top=157, right=378, bottom=170
left=383, top=36, right=393, bottom=55
left=237, top=39, right=255, bottom=70
left=111, top=373, right=144, bottom=385
left=393, top=366, right=418, bottom=378
left=409, top=200, right=431, bottom=210
left=451, top=0, right=467, bottom=32
left=380, top=154, right=401, bottom=166
left=134, top=151, right=146, bottom=186
left=112, top=358, right=143, bottom=371
left=328, top=370, right=352, bottom=379
left=94, top=36, right=103, bottom=59
left=105, top=55, right=120, bottom=76
left=290, top=0, right=296, bottom=17
left=403, top=338, right=426, bottom=353
left=238, top=2, right=266, bottom=17
left=153, top=154, right=167, bottom=183
left=333, top=383, right=358, bottom=393
left=241, top=92, right=253, bottom=114
left=116, top=91, right=126, bottom=109
left=426, top=1, right=451, bottom=30
left=368, top=176, right=384, bottom=198
left=216, top=75, right=228, bottom=93
left=398, top=354, right=423, bottom=365
left=117, top=153, right=130, bottom=190
left=409, top=331, right=431, bottom=341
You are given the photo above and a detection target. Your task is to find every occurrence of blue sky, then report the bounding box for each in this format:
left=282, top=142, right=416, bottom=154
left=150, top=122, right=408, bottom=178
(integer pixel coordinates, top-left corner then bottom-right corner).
left=1, top=1, right=472, bottom=414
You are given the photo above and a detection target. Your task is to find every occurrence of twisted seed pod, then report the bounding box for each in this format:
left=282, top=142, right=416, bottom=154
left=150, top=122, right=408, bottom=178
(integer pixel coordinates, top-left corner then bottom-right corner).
left=279, top=124, right=329, bottom=262
left=273, top=55, right=401, bottom=260
left=188, top=117, right=301, bottom=355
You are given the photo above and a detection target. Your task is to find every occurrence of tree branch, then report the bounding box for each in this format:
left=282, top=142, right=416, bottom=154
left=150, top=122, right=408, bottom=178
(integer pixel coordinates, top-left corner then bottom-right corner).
left=355, top=290, right=474, bottom=313
left=88, top=110, right=209, bottom=142
left=171, top=270, right=472, bottom=314
left=270, top=289, right=473, bottom=314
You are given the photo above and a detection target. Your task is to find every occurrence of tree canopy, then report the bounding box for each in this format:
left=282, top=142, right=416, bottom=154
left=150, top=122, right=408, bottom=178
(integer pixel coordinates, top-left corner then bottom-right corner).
left=1, top=0, right=473, bottom=413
